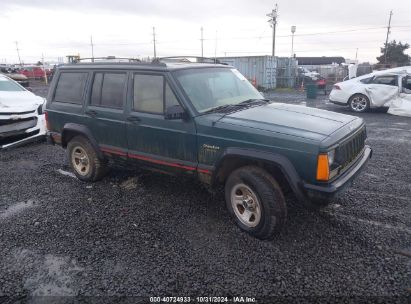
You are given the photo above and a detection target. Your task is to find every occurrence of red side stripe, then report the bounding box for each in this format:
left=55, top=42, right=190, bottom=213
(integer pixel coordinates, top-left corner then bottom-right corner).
left=100, top=146, right=211, bottom=174
left=100, top=147, right=127, bottom=157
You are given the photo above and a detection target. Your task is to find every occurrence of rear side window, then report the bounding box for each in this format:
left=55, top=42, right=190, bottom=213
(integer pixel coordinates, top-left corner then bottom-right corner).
left=54, top=72, right=88, bottom=104
left=372, top=75, right=397, bottom=86
left=90, top=72, right=126, bottom=109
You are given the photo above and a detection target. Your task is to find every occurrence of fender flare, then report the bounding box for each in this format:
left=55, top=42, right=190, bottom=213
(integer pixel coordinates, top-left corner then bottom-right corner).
left=213, top=147, right=307, bottom=204
left=61, top=123, right=104, bottom=159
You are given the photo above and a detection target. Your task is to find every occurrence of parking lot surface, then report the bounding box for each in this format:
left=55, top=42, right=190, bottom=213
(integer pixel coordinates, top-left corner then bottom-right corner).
left=0, top=86, right=410, bottom=302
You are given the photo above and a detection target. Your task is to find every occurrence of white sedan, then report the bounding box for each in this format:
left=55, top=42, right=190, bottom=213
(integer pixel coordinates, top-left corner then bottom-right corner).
left=329, top=67, right=411, bottom=116
left=0, top=74, right=46, bottom=149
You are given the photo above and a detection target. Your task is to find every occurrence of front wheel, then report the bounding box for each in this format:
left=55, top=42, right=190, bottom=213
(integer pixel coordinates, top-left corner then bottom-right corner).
left=349, top=94, right=370, bottom=113
left=225, top=166, right=287, bottom=240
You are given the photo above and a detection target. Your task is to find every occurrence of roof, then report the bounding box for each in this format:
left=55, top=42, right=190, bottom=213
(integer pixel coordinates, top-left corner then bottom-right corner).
left=296, top=56, right=345, bottom=65
left=59, top=61, right=229, bottom=71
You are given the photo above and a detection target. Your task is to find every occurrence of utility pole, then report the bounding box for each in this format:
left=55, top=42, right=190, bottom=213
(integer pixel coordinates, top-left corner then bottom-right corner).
left=267, top=4, right=278, bottom=58
left=384, top=10, right=393, bottom=64
left=42, top=53, right=48, bottom=85
left=153, top=27, right=157, bottom=58
left=355, top=48, right=358, bottom=61
left=201, top=27, right=204, bottom=58
left=15, top=41, right=22, bottom=66
left=214, top=31, right=217, bottom=63
left=90, top=36, right=95, bottom=62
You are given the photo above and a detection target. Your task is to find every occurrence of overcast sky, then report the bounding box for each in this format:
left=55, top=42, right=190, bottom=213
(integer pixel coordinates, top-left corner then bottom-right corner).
left=0, top=0, right=410, bottom=64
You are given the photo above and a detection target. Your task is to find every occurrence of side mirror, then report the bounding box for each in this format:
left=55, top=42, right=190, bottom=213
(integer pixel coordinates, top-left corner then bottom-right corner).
left=165, top=105, right=187, bottom=120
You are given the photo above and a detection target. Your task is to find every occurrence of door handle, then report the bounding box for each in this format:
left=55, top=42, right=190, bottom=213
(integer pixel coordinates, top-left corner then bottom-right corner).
left=85, top=110, right=98, bottom=117
left=127, top=116, right=141, bottom=122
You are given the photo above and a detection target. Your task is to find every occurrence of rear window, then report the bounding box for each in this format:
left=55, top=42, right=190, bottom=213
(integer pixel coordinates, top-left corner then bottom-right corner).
left=54, top=72, right=88, bottom=104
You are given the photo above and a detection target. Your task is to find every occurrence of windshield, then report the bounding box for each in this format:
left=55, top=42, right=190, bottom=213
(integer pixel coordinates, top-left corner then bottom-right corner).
left=0, top=77, right=25, bottom=92
left=174, top=68, right=263, bottom=113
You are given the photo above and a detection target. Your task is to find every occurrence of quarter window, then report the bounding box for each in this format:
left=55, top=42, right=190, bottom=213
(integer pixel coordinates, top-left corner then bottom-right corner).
left=54, top=72, right=88, bottom=104
left=90, top=72, right=126, bottom=109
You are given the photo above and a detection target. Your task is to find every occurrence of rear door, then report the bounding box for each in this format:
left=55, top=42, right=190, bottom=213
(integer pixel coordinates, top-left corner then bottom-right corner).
left=125, top=72, right=197, bottom=174
left=388, top=75, right=411, bottom=117
left=365, top=74, right=399, bottom=107
left=84, top=71, right=128, bottom=155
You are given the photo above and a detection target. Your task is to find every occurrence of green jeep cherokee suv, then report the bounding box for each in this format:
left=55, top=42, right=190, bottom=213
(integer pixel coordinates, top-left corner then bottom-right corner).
left=45, top=60, right=372, bottom=239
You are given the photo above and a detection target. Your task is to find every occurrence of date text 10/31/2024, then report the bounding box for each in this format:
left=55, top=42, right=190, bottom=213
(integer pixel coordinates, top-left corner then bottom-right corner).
left=149, top=296, right=257, bottom=303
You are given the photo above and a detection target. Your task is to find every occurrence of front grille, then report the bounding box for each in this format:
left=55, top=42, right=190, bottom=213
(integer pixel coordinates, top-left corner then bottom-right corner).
left=336, top=127, right=367, bottom=170
left=0, top=110, right=36, bottom=116
left=0, top=117, right=36, bottom=127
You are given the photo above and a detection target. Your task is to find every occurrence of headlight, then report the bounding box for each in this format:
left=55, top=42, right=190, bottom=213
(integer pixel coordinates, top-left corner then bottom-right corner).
left=37, top=104, right=43, bottom=115
left=327, top=150, right=335, bottom=166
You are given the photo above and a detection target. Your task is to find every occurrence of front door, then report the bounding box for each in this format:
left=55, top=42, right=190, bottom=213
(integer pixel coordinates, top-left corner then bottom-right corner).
left=125, top=72, right=197, bottom=174
left=388, top=75, right=411, bottom=117
left=84, top=71, right=128, bottom=155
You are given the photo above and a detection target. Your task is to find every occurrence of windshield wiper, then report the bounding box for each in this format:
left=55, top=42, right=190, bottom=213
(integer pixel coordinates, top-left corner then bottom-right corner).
left=239, top=98, right=270, bottom=104
left=202, top=99, right=270, bottom=115
left=202, top=104, right=244, bottom=114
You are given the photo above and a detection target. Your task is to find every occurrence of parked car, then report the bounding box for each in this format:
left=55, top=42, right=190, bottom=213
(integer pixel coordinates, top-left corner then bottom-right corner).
left=3, top=73, right=30, bottom=87
left=329, top=66, right=411, bottom=114
left=0, top=74, right=46, bottom=148
left=19, top=66, right=52, bottom=80
left=45, top=60, right=372, bottom=240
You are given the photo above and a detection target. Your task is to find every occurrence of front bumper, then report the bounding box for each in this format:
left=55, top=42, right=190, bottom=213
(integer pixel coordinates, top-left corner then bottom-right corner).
left=0, top=114, right=46, bottom=149
left=302, top=146, right=372, bottom=200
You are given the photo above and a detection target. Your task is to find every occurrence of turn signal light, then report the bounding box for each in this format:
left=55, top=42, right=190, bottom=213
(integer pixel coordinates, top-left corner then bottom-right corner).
left=333, top=85, right=341, bottom=90
left=316, top=154, right=330, bottom=181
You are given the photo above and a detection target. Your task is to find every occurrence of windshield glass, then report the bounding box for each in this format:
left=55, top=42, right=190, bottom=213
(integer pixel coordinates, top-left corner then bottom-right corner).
left=174, top=68, right=263, bottom=113
left=0, top=77, right=25, bottom=92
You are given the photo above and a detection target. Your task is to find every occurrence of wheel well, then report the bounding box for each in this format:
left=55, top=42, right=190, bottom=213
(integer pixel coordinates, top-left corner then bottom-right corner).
left=216, top=156, right=292, bottom=194
left=61, top=130, right=86, bottom=148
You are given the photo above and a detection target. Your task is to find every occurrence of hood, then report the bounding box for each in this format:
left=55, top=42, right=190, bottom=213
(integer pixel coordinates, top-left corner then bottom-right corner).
left=218, top=103, right=358, bottom=141
left=0, top=91, right=45, bottom=113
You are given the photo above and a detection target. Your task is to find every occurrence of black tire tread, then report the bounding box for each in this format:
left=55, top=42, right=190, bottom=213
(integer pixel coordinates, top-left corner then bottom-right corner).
left=225, top=166, right=287, bottom=240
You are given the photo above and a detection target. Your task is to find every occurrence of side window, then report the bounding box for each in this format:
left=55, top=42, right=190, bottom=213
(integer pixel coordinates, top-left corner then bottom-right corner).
left=165, top=82, right=180, bottom=108
left=372, top=75, right=397, bottom=86
left=54, top=72, right=88, bottom=104
left=133, top=74, right=164, bottom=114
left=90, top=72, right=126, bottom=109
left=403, top=77, right=411, bottom=94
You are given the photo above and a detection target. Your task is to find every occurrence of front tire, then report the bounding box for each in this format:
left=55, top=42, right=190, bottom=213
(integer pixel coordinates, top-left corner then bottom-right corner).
left=225, top=166, right=287, bottom=240
left=349, top=94, right=370, bottom=113
left=67, top=136, right=108, bottom=181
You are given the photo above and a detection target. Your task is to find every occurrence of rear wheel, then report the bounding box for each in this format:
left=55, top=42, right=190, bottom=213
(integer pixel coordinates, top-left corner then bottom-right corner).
left=225, top=166, right=287, bottom=240
left=349, top=94, right=370, bottom=113
left=67, top=136, right=108, bottom=181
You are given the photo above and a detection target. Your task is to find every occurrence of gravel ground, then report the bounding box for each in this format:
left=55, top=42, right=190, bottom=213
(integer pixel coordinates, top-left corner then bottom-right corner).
left=0, top=85, right=410, bottom=303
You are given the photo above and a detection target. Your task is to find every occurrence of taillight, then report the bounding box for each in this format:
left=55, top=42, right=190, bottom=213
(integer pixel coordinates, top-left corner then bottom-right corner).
left=45, top=111, right=50, bottom=130
left=333, top=85, right=341, bottom=90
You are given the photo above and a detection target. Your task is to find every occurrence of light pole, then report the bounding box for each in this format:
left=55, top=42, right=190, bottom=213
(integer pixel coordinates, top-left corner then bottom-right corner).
left=291, top=26, right=296, bottom=58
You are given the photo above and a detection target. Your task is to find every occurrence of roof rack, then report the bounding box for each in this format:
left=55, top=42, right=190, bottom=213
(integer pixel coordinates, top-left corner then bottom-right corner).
left=152, top=56, right=225, bottom=65
left=70, top=56, right=142, bottom=64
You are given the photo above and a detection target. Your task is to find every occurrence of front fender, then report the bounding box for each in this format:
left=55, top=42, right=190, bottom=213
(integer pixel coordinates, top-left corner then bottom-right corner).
left=213, top=147, right=307, bottom=204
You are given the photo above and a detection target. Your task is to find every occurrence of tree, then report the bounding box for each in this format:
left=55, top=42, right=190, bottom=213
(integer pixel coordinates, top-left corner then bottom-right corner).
left=376, top=40, right=410, bottom=66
